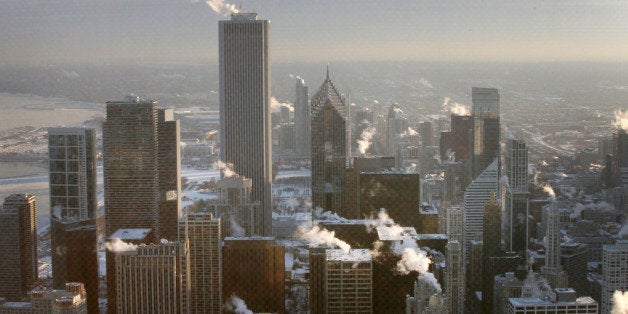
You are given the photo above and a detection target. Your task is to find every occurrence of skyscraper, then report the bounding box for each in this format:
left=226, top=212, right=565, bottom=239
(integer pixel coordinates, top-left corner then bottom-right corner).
left=179, top=213, right=222, bottom=314
left=446, top=240, right=464, bottom=314
left=157, top=108, right=181, bottom=241
left=325, top=249, right=373, bottom=314
left=541, top=202, right=569, bottom=289
left=0, top=194, right=37, bottom=301
left=471, top=87, right=500, bottom=178
left=462, top=158, right=499, bottom=260
left=311, top=69, right=347, bottom=213
left=48, top=127, right=100, bottom=313
left=115, top=241, right=190, bottom=314
left=482, top=194, right=502, bottom=313
left=219, top=13, right=272, bottom=236
left=103, top=96, right=159, bottom=239
left=222, top=237, right=285, bottom=314
left=294, top=78, right=310, bottom=157
left=505, top=139, right=528, bottom=190
left=601, top=240, right=628, bottom=313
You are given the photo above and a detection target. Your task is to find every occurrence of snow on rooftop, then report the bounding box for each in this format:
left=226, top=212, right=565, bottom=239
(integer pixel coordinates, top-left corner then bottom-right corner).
left=110, top=228, right=151, bottom=240
left=377, top=226, right=417, bottom=241
left=326, top=249, right=372, bottom=262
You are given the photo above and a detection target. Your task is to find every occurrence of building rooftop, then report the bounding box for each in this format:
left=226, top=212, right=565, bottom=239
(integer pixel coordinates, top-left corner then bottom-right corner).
left=110, top=228, right=152, bottom=240
left=376, top=226, right=417, bottom=241
left=509, top=296, right=597, bottom=307
left=326, top=249, right=372, bottom=262
left=416, top=233, right=448, bottom=240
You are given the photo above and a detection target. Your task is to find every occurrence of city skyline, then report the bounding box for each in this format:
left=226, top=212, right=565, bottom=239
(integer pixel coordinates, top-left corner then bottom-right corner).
left=2, top=1, right=628, bottom=65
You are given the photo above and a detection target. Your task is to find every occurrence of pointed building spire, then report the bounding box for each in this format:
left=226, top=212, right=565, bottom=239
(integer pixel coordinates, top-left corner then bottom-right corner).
left=326, top=64, right=330, bottom=80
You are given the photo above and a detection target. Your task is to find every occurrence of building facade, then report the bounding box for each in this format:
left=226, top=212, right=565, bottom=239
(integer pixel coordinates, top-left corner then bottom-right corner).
left=601, top=240, right=628, bottom=313
left=311, top=69, right=347, bottom=214
left=0, top=283, right=88, bottom=314
left=471, top=87, right=500, bottom=178
left=325, top=249, right=372, bottom=314
left=294, top=78, right=310, bottom=157
left=219, top=13, right=272, bottom=236
left=157, top=108, right=181, bottom=241
left=0, top=194, right=37, bottom=301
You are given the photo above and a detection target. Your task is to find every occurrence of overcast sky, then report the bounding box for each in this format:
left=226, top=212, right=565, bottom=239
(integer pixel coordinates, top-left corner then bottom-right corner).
left=1, top=0, right=628, bottom=65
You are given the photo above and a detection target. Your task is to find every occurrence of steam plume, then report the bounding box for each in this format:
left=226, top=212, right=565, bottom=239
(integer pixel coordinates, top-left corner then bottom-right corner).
left=201, top=0, right=239, bottom=16
left=271, top=96, right=294, bottom=112
left=357, top=126, right=376, bottom=155
left=612, top=290, right=628, bottom=314
left=105, top=238, right=138, bottom=253
left=442, top=97, right=470, bottom=116
left=612, top=109, right=628, bottom=131
left=290, top=74, right=306, bottom=85
left=297, top=224, right=351, bottom=253
left=212, top=160, right=237, bottom=177
left=224, top=294, right=253, bottom=314
left=542, top=184, right=556, bottom=200
left=418, top=78, right=433, bottom=89
left=229, top=215, right=245, bottom=237
left=401, top=127, right=418, bottom=138
left=618, top=216, right=628, bottom=238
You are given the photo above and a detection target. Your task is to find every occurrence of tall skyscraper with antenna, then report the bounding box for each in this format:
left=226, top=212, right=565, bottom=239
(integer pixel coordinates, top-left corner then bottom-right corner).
left=219, top=13, right=272, bottom=236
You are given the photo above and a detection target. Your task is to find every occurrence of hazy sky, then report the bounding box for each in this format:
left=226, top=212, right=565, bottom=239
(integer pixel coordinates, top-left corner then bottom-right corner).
left=1, top=0, right=628, bottom=65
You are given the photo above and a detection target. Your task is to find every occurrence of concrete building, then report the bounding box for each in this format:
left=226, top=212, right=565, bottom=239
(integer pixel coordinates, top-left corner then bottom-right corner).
left=446, top=240, right=464, bottom=314
left=560, top=242, right=588, bottom=297
left=0, top=194, right=37, bottom=301
left=601, top=240, right=628, bottom=313
left=47, top=128, right=99, bottom=313
left=471, top=87, right=500, bottom=179
left=463, top=159, right=499, bottom=260
left=204, top=175, right=261, bottom=237
left=222, top=237, right=285, bottom=314
left=157, top=108, right=181, bottom=241
left=507, top=288, right=598, bottom=313
left=311, top=69, right=347, bottom=214
left=541, top=202, right=569, bottom=290
left=325, top=249, right=372, bottom=314
left=493, top=272, right=524, bottom=314
left=103, top=96, right=159, bottom=239
left=179, top=213, right=222, bottom=314
left=115, top=241, right=190, bottom=314
left=219, top=13, right=272, bottom=236
left=0, top=282, right=87, bottom=313
left=294, top=78, right=310, bottom=157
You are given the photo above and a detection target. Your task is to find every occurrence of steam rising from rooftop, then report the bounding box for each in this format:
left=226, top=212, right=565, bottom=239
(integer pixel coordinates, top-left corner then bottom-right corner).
left=357, top=126, right=376, bottom=155
left=612, top=290, right=628, bottom=314
left=212, top=160, right=237, bottom=177
left=442, top=97, right=470, bottom=116
left=271, top=96, right=294, bottom=112
left=612, top=109, right=628, bottom=131
left=224, top=294, right=253, bottom=314
left=199, top=0, right=239, bottom=16
left=105, top=238, right=138, bottom=253
left=297, top=224, right=351, bottom=253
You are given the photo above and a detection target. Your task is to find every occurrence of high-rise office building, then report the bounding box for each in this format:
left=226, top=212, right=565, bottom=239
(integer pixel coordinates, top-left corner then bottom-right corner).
left=205, top=175, right=261, bottom=237
left=48, top=127, right=100, bottom=313
left=222, top=237, right=285, bottom=314
left=386, top=104, right=408, bottom=156
left=115, top=241, right=190, bottom=314
left=420, top=121, right=433, bottom=146
left=541, top=202, right=569, bottom=289
left=219, top=13, right=272, bottom=236
left=463, top=158, right=499, bottom=260
left=294, top=78, right=310, bottom=157
left=507, top=288, right=598, bottom=313
left=103, top=96, right=159, bottom=239
left=311, top=69, right=347, bottom=214
left=0, top=194, right=37, bottom=301
left=482, top=194, right=502, bottom=313
left=446, top=240, right=464, bottom=314
left=446, top=205, right=464, bottom=243
left=560, top=242, right=588, bottom=296
left=325, top=249, right=372, bottom=314
left=179, top=213, right=222, bottom=314
left=505, top=139, right=528, bottom=190
left=440, top=114, right=473, bottom=162
left=471, top=87, right=500, bottom=178
left=611, top=128, right=628, bottom=187
left=601, top=239, right=628, bottom=313
left=157, top=108, right=181, bottom=241
left=309, top=246, right=328, bottom=314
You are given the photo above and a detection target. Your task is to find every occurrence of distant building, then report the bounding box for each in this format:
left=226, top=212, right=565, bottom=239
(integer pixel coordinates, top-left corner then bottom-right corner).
left=482, top=194, right=502, bottom=313
left=115, top=241, right=190, bottom=314
left=507, top=288, right=598, bottom=313
left=294, top=78, right=310, bottom=157
left=560, top=242, right=588, bottom=297
left=0, top=282, right=87, bottom=313
left=471, top=87, right=500, bottom=178
left=493, top=272, right=524, bottom=314
left=179, top=213, right=222, bottom=314
left=405, top=278, right=446, bottom=314
left=103, top=96, right=159, bottom=239
left=279, top=123, right=296, bottom=152
left=325, top=249, right=372, bottom=314
left=601, top=239, right=628, bottom=313
left=440, top=114, right=473, bottom=162
left=308, top=246, right=328, bottom=314
left=541, top=202, right=569, bottom=289
left=446, top=240, right=464, bottom=314
left=611, top=129, right=628, bottom=187
left=157, top=108, right=181, bottom=241
left=222, top=237, right=285, bottom=314
left=204, top=175, right=261, bottom=237
left=311, top=69, right=347, bottom=214
left=420, top=121, right=433, bottom=146
left=0, top=194, right=37, bottom=301
left=463, top=159, right=499, bottom=261
left=219, top=13, right=272, bottom=236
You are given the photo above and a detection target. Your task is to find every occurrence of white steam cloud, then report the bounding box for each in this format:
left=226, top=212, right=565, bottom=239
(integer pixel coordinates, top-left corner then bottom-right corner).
left=198, top=0, right=239, bottom=16
left=612, top=290, right=628, bottom=314
left=401, top=127, right=419, bottom=138
left=297, top=224, right=351, bottom=253
left=618, top=216, right=628, bottom=238
left=612, top=109, right=628, bottom=131
left=357, top=126, right=377, bottom=155
left=271, top=96, right=294, bottom=112
left=105, top=238, right=138, bottom=253
left=289, top=74, right=306, bottom=85
left=418, top=78, right=433, bottom=89
left=229, top=215, right=245, bottom=237
left=212, top=160, right=237, bottom=177
left=442, top=97, right=470, bottom=116
left=224, top=294, right=253, bottom=314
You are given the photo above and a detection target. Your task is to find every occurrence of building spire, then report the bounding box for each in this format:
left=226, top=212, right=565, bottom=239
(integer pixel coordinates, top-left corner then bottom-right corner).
left=326, top=64, right=330, bottom=80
